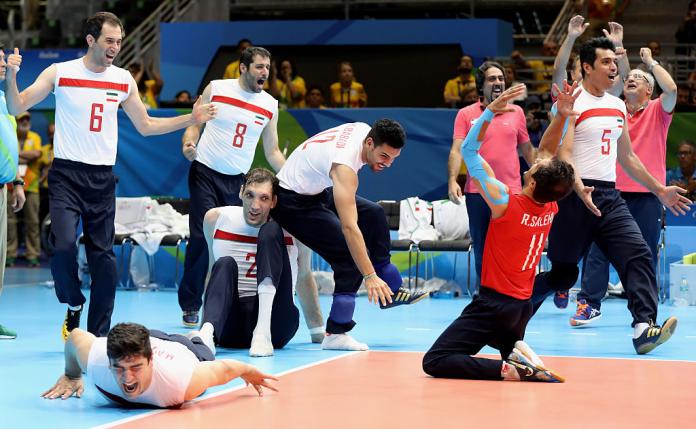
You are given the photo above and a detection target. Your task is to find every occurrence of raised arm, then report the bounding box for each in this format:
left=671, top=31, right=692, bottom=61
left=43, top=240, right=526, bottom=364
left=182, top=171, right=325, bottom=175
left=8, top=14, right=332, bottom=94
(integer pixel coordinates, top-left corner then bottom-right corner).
left=261, top=112, right=284, bottom=172
left=330, top=164, right=392, bottom=306
left=602, top=22, right=630, bottom=97
left=538, top=80, right=581, bottom=159
left=639, top=48, right=677, bottom=112
left=459, top=84, right=526, bottom=218
left=186, top=360, right=278, bottom=400
left=552, top=15, right=588, bottom=95
left=122, top=75, right=217, bottom=136
left=41, top=329, right=95, bottom=400
left=4, top=49, right=55, bottom=114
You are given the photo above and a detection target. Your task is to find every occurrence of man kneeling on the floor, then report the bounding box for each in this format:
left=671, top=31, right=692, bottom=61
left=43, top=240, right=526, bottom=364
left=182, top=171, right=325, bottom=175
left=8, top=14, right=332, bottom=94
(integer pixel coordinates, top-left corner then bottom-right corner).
left=201, top=167, right=312, bottom=357
left=42, top=322, right=277, bottom=407
left=423, top=82, right=580, bottom=383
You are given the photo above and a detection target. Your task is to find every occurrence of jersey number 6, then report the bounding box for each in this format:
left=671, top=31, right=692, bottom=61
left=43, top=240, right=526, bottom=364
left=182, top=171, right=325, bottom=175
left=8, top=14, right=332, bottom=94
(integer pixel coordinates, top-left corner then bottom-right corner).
left=90, top=103, right=104, bottom=132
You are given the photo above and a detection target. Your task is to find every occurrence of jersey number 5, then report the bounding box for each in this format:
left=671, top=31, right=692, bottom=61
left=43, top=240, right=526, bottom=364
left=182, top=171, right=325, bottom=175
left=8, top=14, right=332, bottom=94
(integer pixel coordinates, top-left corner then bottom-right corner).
left=245, top=252, right=257, bottom=278
left=90, top=103, right=104, bottom=132
left=600, top=129, right=611, bottom=155
left=233, top=123, right=248, bottom=148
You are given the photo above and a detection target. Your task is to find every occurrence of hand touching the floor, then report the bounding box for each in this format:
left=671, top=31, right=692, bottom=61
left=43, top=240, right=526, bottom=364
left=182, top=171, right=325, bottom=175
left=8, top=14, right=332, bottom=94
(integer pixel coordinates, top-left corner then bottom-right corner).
left=42, top=375, right=84, bottom=400
left=241, top=365, right=279, bottom=396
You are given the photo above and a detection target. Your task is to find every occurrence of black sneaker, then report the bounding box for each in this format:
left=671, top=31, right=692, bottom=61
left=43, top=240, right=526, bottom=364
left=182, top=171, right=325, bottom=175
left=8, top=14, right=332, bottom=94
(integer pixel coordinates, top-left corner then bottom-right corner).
left=182, top=310, right=199, bottom=328
left=507, top=348, right=565, bottom=383
left=633, top=317, right=678, bottom=355
left=380, top=287, right=429, bottom=309
left=61, top=307, right=82, bottom=342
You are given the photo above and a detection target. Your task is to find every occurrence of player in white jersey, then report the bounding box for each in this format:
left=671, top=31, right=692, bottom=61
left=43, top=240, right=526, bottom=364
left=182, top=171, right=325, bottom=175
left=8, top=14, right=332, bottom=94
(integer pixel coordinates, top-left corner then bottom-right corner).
left=2, top=12, right=217, bottom=339
left=42, top=322, right=277, bottom=408
left=201, top=168, right=306, bottom=357
left=178, top=47, right=323, bottom=338
left=273, top=120, right=428, bottom=352
left=530, top=37, right=691, bottom=354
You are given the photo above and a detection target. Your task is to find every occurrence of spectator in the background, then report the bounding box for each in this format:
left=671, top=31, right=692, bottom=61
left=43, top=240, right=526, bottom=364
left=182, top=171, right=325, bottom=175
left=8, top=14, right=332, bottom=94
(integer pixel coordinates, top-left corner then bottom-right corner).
left=526, top=41, right=558, bottom=96
left=637, top=41, right=674, bottom=97
left=667, top=140, right=696, bottom=201
left=39, top=123, right=54, bottom=225
left=7, top=112, right=41, bottom=267
left=675, top=0, right=696, bottom=53
left=460, top=86, right=479, bottom=107
left=330, top=61, right=367, bottom=108
left=175, top=90, right=192, bottom=104
left=443, top=55, right=476, bottom=108
left=305, top=85, right=326, bottom=109
left=524, top=96, right=549, bottom=148
left=223, top=39, right=252, bottom=80
left=504, top=63, right=528, bottom=103
left=128, top=60, right=163, bottom=109
left=677, top=85, right=691, bottom=108
left=269, top=58, right=306, bottom=109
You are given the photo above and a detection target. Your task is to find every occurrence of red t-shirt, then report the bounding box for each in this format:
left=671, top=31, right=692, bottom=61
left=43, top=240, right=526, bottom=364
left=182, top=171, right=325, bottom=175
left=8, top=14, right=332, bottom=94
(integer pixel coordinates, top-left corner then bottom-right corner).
left=482, top=194, right=558, bottom=300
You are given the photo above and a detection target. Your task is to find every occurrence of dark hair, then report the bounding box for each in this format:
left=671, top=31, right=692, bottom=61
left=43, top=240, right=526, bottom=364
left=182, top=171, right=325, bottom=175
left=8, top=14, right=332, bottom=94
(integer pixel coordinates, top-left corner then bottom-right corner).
left=243, top=167, right=278, bottom=196
left=83, top=12, right=123, bottom=41
left=531, top=158, right=575, bottom=203
left=175, top=90, right=191, bottom=99
left=236, top=38, right=252, bottom=50
left=579, top=37, right=615, bottom=78
left=367, top=119, right=406, bottom=149
left=307, top=84, right=324, bottom=96
left=106, top=323, right=152, bottom=362
left=475, top=61, right=506, bottom=95
left=680, top=140, right=696, bottom=150
left=240, top=46, right=271, bottom=68
left=278, top=58, right=297, bottom=80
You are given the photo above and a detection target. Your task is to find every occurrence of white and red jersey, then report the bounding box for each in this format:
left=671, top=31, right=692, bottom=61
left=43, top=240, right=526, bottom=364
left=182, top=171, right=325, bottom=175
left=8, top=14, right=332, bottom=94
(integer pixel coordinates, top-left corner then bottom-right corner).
left=53, top=58, right=132, bottom=166
left=211, top=206, right=298, bottom=297
left=571, top=85, right=627, bottom=182
left=87, top=336, right=199, bottom=408
left=196, top=79, right=278, bottom=175
left=482, top=194, right=558, bottom=300
left=277, top=122, right=369, bottom=195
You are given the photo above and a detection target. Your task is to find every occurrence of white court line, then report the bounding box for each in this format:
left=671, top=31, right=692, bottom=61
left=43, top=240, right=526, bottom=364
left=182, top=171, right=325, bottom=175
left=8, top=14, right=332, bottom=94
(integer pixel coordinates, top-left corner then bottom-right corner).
left=405, top=328, right=432, bottom=331
left=569, top=332, right=597, bottom=336
left=92, top=351, right=359, bottom=429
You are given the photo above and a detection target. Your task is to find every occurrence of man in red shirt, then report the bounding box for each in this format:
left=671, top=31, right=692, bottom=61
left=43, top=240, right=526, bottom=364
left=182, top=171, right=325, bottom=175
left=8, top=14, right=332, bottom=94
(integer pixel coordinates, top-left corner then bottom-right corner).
left=423, top=82, right=578, bottom=382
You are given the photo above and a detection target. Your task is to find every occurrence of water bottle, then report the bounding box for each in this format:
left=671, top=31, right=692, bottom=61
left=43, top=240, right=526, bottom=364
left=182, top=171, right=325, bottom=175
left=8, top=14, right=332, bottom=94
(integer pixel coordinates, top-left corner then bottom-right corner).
left=673, top=276, right=689, bottom=307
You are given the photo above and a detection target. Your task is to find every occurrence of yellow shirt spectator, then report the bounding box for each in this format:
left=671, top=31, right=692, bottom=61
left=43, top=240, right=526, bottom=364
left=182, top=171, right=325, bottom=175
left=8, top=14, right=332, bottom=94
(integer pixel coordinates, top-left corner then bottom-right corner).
left=443, top=75, right=476, bottom=106
left=330, top=81, right=367, bottom=108
left=277, top=76, right=307, bottom=109
left=19, top=130, right=42, bottom=193
left=223, top=60, right=241, bottom=80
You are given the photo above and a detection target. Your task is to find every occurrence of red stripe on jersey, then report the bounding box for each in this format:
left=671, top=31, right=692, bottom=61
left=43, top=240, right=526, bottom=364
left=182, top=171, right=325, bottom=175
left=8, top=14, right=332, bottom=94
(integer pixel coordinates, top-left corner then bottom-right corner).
left=576, top=108, right=625, bottom=126
left=214, top=229, right=293, bottom=245
left=106, top=99, right=118, bottom=103
left=254, top=121, right=264, bottom=125
left=211, top=96, right=274, bottom=119
left=58, top=78, right=129, bottom=93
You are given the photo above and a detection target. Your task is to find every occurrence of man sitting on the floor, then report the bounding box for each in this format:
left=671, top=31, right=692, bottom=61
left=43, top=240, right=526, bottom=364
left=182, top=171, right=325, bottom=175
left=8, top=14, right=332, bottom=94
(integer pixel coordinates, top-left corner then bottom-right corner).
left=42, top=322, right=277, bottom=408
left=201, top=167, right=315, bottom=356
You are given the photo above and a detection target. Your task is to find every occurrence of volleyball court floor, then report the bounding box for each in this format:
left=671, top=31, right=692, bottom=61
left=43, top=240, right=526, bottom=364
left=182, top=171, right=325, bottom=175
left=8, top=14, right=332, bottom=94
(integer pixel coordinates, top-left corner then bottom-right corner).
left=1, top=267, right=695, bottom=429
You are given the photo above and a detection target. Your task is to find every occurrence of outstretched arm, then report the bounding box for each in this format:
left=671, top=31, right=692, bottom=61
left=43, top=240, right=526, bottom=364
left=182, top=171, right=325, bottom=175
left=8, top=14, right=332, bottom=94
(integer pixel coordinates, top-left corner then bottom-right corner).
left=460, top=84, right=526, bottom=218
left=538, top=80, right=582, bottom=159
left=41, top=329, right=95, bottom=400
left=186, top=360, right=278, bottom=400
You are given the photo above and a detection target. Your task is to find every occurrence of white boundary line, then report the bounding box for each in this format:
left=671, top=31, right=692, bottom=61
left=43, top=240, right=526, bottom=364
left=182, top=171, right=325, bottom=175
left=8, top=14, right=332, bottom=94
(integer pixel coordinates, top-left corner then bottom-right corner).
left=91, top=351, right=359, bottom=429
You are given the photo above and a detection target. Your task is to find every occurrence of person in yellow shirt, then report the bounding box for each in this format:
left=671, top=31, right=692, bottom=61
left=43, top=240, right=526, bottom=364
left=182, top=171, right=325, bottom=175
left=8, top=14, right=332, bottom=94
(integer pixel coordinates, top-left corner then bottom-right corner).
left=443, top=55, right=476, bottom=108
left=330, top=61, right=367, bottom=108
left=223, top=39, right=252, bottom=79
left=38, top=122, right=54, bottom=225
left=7, top=112, right=41, bottom=267
left=269, top=58, right=306, bottom=109
left=128, top=61, right=163, bottom=110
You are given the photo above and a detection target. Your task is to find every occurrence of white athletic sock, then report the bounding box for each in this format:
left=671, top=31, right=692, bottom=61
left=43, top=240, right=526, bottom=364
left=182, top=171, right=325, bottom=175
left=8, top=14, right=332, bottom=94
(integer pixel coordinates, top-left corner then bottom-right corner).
left=254, top=278, right=276, bottom=340
left=68, top=304, right=82, bottom=311
left=634, top=322, right=650, bottom=339
left=321, top=333, right=369, bottom=351
left=199, top=322, right=216, bottom=356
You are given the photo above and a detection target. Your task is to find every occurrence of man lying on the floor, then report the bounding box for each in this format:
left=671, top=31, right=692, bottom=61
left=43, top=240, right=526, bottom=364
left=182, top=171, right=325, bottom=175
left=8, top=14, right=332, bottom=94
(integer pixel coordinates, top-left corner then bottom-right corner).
left=42, top=322, right=277, bottom=408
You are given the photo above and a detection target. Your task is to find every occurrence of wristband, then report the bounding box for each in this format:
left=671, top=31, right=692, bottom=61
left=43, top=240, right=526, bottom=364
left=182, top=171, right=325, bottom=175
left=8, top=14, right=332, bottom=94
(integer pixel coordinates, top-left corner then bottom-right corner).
left=363, top=272, right=377, bottom=281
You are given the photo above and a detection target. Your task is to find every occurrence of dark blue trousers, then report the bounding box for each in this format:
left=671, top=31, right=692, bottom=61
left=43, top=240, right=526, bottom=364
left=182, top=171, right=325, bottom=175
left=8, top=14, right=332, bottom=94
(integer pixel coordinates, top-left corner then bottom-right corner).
left=201, top=222, right=299, bottom=348
left=270, top=187, right=391, bottom=334
left=465, top=193, right=491, bottom=292
left=580, top=192, right=662, bottom=309
left=48, top=159, right=118, bottom=337
left=423, top=287, right=533, bottom=380
left=531, top=181, right=658, bottom=326
left=179, top=161, right=244, bottom=312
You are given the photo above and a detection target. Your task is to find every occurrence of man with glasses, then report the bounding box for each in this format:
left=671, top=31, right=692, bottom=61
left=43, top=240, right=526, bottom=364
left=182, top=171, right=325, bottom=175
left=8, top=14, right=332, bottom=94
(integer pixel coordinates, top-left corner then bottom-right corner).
left=576, top=47, right=678, bottom=328
left=667, top=141, right=696, bottom=201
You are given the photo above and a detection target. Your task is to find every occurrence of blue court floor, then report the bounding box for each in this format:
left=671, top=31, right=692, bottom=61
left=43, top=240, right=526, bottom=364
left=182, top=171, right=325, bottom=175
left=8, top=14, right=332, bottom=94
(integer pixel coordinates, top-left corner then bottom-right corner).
left=1, top=268, right=695, bottom=429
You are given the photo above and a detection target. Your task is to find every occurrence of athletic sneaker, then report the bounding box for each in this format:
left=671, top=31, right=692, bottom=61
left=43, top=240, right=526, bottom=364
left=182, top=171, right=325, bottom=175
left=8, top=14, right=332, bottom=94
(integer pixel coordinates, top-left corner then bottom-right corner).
left=27, top=258, right=40, bottom=267
left=0, top=324, right=17, bottom=339
left=321, top=333, right=369, bottom=351
left=61, top=307, right=82, bottom=341
left=633, top=317, right=678, bottom=355
left=380, top=287, right=429, bottom=309
left=553, top=290, right=569, bottom=309
left=507, top=347, right=564, bottom=383
left=182, top=310, right=199, bottom=328
left=569, top=299, right=602, bottom=327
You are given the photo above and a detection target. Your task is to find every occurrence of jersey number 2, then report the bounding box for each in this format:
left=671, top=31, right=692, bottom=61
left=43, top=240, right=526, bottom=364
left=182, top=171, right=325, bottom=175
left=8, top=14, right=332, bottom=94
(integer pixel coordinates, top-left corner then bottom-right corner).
left=90, top=103, right=103, bottom=132
left=232, top=123, right=248, bottom=148
left=245, top=252, right=257, bottom=278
